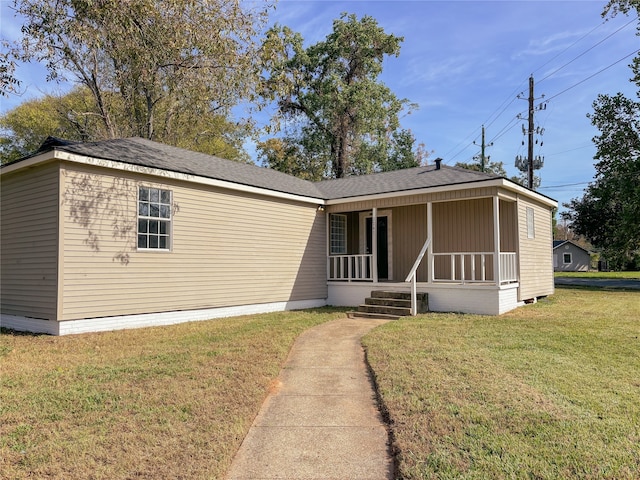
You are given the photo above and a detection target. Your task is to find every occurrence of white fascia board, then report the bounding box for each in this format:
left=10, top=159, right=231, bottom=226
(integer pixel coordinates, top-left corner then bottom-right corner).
left=0, top=151, right=56, bottom=175
left=325, top=178, right=557, bottom=209
left=4, top=150, right=325, bottom=206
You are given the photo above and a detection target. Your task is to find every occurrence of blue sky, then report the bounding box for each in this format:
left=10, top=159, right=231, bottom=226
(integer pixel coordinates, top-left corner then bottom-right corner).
left=1, top=0, right=638, bottom=212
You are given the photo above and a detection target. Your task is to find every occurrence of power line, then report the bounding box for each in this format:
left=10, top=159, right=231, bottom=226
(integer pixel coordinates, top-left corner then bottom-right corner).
left=538, top=16, right=637, bottom=84
left=532, top=19, right=608, bottom=76
left=543, top=48, right=640, bottom=104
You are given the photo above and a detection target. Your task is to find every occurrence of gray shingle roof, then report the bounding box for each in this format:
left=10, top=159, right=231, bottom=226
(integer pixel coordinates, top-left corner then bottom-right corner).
left=18, top=137, right=505, bottom=200
left=315, top=164, right=500, bottom=199
left=43, top=137, right=325, bottom=199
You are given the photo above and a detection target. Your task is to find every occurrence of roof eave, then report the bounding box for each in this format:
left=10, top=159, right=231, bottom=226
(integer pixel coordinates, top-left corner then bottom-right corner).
left=325, top=177, right=557, bottom=207
left=1, top=148, right=325, bottom=205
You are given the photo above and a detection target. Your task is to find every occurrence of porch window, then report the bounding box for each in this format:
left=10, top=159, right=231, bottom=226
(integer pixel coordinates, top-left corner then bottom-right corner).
left=563, top=253, right=572, bottom=264
left=138, top=186, right=172, bottom=250
left=526, top=207, right=535, bottom=239
left=330, top=214, right=347, bottom=254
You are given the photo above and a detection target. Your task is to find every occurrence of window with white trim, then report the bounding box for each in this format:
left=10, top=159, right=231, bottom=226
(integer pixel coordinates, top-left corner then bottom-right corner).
left=330, top=214, right=347, bottom=254
left=526, top=207, right=535, bottom=239
left=563, top=253, right=572, bottom=264
left=138, top=186, right=171, bottom=250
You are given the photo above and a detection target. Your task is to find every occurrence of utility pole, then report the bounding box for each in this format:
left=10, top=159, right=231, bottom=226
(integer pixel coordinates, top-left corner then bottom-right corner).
left=473, top=125, right=493, bottom=172
left=515, top=75, right=545, bottom=189
left=527, top=76, right=534, bottom=189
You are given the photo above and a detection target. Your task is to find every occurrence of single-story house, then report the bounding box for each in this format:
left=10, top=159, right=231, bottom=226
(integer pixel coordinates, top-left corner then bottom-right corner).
left=1, top=137, right=557, bottom=335
left=553, top=240, right=590, bottom=272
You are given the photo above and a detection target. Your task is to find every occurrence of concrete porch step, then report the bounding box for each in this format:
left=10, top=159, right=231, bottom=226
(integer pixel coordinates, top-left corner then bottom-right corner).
left=358, top=304, right=412, bottom=316
left=370, top=290, right=412, bottom=300
left=346, top=311, right=402, bottom=321
left=365, top=297, right=411, bottom=308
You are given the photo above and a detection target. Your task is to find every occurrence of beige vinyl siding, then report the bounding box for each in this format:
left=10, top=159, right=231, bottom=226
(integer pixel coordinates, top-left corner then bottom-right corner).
left=499, top=200, right=517, bottom=252
left=432, top=198, right=495, bottom=281
left=517, top=196, right=554, bottom=300
left=391, top=204, right=428, bottom=281
left=60, top=163, right=326, bottom=321
left=1, top=162, right=60, bottom=320
left=432, top=198, right=494, bottom=252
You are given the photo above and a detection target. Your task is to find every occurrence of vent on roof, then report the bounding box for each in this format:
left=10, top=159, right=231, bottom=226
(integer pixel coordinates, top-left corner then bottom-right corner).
left=434, top=158, right=442, bottom=170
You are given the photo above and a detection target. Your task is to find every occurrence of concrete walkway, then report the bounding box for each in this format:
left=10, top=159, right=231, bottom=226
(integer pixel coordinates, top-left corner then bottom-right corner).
left=226, top=317, right=393, bottom=480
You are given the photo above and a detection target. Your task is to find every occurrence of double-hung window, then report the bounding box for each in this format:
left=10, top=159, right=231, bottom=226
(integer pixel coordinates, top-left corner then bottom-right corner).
left=330, top=214, right=347, bottom=254
left=138, top=186, right=171, bottom=250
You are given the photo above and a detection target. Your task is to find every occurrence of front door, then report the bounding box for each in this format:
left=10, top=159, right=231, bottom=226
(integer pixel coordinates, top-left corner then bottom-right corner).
left=366, top=216, right=389, bottom=280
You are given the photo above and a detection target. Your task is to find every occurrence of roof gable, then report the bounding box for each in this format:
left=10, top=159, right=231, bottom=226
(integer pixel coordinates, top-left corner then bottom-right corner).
left=553, top=240, right=590, bottom=254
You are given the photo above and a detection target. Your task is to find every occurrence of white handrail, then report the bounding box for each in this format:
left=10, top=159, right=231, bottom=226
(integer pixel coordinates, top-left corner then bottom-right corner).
left=404, top=237, right=431, bottom=316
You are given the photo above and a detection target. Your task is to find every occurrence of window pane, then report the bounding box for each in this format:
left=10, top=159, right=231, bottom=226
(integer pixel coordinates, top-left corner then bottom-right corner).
left=138, top=187, right=172, bottom=250
left=160, top=204, right=170, bottom=218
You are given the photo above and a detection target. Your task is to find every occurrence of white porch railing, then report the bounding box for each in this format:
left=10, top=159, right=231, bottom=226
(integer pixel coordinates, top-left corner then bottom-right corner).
left=432, top=251, right=518, bottom=285
left=499, top=252, right=518, bottom=283
left=327, top=254, right=373, bottom=281
left=328, top=251, right=518, bottom=286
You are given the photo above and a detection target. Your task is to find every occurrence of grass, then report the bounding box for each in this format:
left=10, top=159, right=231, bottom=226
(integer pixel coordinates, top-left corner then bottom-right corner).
left=0, top=307, right=348, bottom=480
left=3, top=291, right=639, bottom=479
left=363, top=289, right=640, bottom=479
left=555, top=271, right=640, bottom=279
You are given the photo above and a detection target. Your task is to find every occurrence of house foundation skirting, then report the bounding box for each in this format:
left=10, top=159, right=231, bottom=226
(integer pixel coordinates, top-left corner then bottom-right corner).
left=0, top=298, right=327, bottom=336
left=327, top=282, right=522, bottom=316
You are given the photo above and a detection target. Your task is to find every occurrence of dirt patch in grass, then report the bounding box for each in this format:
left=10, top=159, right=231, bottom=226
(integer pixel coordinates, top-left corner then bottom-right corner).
left=364, top=289, right=640, bottom=479
left=0, top=308, right=348, bottom=479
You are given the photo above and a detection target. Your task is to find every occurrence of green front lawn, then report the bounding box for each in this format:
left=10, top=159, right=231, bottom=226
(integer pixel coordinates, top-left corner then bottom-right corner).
left=3, top=289, right=639, bottom=479
left=0, top=308, right=348, bottom=479
left=364, top=289, right=640, bottom=479
left=555, top=271, right=640, bottom=279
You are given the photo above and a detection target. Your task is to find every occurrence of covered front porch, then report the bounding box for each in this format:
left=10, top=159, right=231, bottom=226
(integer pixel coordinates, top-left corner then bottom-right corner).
left=325, top=194, right=522, bottom=315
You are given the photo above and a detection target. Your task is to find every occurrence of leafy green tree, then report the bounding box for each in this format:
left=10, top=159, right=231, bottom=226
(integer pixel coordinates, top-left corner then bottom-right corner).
left=257, top=137, right=327, bottom=181
left=565, top=92, right=640, bottom=269
left=0, top=41, right=19, bottom=97
left=259, top=13, right=420, bottom=178
left=564, top=0, right=640, bottom=270
left=455, top=159, right=507, bottom=177
left=11, top=0, right=269, bottom=144
left=0, top=87, right=101, bottom=162
left=1, top=87, right=250, bottom=163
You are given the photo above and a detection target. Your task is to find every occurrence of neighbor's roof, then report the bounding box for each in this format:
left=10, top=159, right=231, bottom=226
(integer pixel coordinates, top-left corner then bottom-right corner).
left=553, top=240, right=591, bottom=253
left=4, top=137, right=554, bottom=204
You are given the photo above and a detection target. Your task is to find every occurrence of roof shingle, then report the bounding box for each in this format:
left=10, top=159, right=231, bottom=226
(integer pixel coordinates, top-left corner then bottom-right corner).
left=15, top=137, right=507, bottom=201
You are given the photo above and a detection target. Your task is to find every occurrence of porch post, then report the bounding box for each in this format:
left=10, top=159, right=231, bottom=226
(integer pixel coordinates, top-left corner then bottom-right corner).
left=427, top=202, right=433, bottom=283
left=372, top=207, right=378, bottom=283
left=493, top=196, right=501, bottom=285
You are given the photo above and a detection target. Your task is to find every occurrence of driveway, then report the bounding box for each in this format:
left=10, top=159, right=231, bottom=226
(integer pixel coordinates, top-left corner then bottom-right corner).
left=555, top=277, right=640, bottom=290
